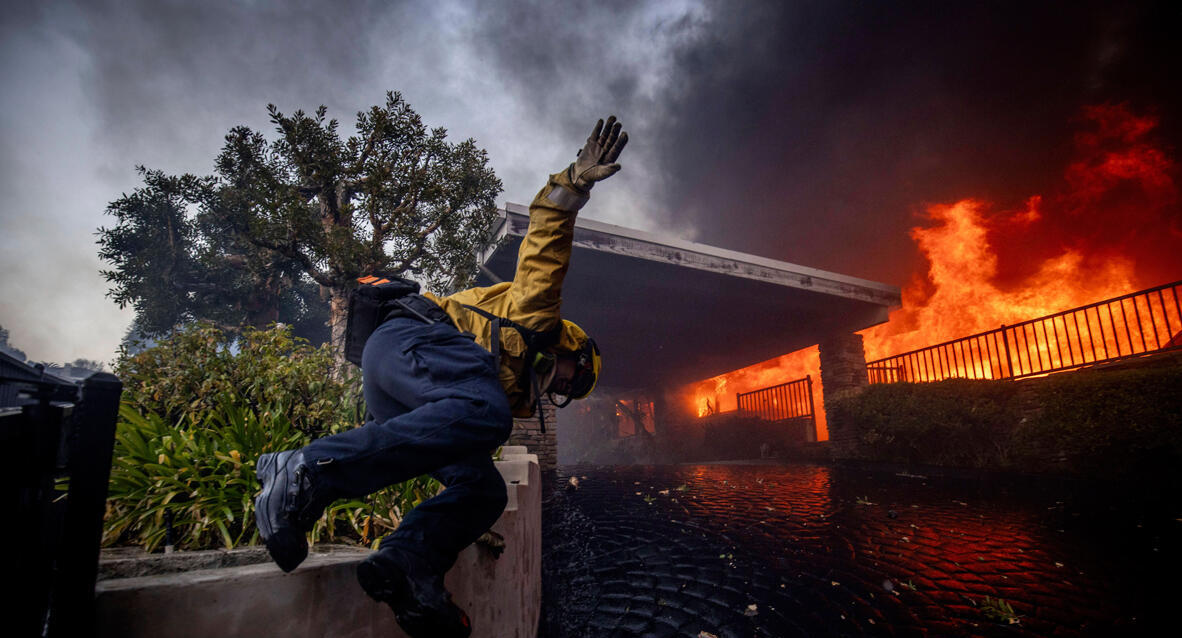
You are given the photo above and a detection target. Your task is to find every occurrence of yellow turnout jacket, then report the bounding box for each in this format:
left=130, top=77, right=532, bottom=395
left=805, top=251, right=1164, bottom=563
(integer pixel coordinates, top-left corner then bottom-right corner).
left=423, top=170, right=588, bottom=417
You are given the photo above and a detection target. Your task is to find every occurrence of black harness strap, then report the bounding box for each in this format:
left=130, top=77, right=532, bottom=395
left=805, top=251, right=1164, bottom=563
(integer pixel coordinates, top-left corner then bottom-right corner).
left=460, top=305, right=559, bottom=349
left=461, top=304, right=560, bottom=433
left=531, top=370, right=546, bottom=433
left=490, top=317, right=502, bottom=359
left=388, top=298, right=438, bottom=325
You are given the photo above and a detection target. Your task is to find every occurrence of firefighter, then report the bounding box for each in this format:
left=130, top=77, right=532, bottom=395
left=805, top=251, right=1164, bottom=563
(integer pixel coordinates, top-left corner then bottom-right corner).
left=254, top=116, right=627, bottom=638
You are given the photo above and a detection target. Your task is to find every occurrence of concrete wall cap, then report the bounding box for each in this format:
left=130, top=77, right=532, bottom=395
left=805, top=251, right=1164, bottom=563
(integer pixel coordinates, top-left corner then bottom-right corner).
left=96, top=550, right=369, bottom=593
left=501, top=453, right=540, bottom=465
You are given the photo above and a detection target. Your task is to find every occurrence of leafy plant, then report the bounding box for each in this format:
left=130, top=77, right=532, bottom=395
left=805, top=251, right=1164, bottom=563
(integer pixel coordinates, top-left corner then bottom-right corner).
left=1013, top=363, right=1182, bottom=479
left=827, top=379, right=1019, bottom=468
left=980, top=596, right=1020, bottom=624
left=828, top=359, right=1182, bottom=481
left=116, top=322, right=361, bottom=438
left=105, top=399, right=302, bottom=550
left=97, top=92, right=503, bottom=352
left=104, top=398, right=440, bottom=552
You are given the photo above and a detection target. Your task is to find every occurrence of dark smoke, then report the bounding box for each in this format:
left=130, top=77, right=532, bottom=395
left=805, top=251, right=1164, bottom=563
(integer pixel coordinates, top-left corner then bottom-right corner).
left=4, top=0, right=1180, bottom=365
left=643, top=1, right=1180, bottom=286
left=35, top=0, right=1182, bottom=290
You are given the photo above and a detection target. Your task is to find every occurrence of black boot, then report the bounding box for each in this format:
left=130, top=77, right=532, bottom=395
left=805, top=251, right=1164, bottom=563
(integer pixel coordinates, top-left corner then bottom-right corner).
left=254, top=450, right=329, bottom=572
left=356, top=554, right=472, bottom=638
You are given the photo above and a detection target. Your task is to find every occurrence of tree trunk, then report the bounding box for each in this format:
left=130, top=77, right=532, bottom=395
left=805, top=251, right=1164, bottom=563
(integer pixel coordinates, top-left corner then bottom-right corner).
left=329, top=286, right=350, bottom=370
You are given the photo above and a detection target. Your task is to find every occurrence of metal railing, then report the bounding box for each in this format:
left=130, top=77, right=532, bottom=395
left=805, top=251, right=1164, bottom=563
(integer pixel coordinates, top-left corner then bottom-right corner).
left=867, top=280, right=1182, bottom=384
left=737, top=375, right=816, bottom=423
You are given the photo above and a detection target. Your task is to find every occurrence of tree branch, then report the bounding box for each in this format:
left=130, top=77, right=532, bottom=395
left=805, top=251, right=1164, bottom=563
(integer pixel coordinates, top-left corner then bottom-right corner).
left=355, top=124, right=380, bottom=173
left=247, top=235, right=333, bottom=286
left=172, top=280, right=222, bottom=293
left=390, top=212, right=446, bottom=273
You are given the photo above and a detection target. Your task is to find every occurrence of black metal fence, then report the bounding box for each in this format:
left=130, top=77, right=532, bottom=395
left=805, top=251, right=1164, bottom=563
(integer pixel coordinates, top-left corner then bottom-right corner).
left=737, top=375, right=816, bottom=424
left=867, top=280, right=1182, bottom=384
left=2, top=353, right=123, bottom=637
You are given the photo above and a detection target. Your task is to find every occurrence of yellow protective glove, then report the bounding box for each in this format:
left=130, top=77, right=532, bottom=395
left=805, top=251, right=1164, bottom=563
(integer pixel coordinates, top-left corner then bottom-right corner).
left=569, top=115, right=629, bottom=192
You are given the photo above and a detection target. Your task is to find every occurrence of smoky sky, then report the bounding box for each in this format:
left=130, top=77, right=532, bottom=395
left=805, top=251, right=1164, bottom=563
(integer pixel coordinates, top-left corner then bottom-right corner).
left=1, top=0, right=1179, bottom=364
left=639, top=0, right=1182, bottom=285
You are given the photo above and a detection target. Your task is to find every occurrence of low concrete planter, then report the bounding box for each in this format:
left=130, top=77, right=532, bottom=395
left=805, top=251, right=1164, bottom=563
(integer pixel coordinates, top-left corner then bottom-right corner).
left=96, top=447, right=541, bottom=638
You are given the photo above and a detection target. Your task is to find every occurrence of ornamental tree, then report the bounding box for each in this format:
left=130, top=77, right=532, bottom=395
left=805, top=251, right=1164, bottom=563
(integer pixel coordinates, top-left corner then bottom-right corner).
left=99, top=91, right=503, bottom=351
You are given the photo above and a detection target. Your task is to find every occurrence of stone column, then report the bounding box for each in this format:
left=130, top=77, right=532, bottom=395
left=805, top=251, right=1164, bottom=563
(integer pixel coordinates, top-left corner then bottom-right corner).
left=508, top=396, right=557, bottom=470
left=818, top=332, right=868, bottom=456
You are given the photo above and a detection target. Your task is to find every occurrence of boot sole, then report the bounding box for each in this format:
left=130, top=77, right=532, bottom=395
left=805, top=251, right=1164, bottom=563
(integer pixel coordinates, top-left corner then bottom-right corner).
left=356, top=559, right=471, bottom=638
left=356, top=557, right=411, bottom=603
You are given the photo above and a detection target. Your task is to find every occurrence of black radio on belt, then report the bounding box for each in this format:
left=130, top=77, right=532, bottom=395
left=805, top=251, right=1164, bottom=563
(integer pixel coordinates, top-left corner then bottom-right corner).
left=343, top=274, right=421, bottom=367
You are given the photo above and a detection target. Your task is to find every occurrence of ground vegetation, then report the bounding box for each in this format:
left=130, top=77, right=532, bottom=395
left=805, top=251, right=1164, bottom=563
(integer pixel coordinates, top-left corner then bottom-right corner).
left=104, top=323, right=440, bottom=552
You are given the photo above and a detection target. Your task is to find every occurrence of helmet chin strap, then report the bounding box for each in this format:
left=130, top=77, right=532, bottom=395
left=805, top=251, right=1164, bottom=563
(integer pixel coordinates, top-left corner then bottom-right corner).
left=538, top=356, right=559, bottom=393
left=541, top=360, right=572, bottom=408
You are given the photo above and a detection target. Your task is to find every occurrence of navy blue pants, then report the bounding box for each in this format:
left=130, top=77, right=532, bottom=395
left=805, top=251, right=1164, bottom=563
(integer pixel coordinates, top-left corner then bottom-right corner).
left=302, top=310, right=513, bottom=575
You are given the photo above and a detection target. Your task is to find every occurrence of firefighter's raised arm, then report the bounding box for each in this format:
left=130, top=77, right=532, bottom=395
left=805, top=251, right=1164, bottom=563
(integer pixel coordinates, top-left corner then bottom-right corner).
left=508, top=116, right=628, bottom=330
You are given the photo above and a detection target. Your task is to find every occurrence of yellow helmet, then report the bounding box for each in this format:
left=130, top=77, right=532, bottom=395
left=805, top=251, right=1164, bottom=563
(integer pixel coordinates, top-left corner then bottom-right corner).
left=557, top=319, right=601, bottom=400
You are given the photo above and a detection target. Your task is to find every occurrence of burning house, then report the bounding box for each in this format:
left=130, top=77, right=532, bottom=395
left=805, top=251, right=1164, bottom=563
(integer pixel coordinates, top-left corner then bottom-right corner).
left=683, top=104, right=1182, bottom=453
left=474, top=105, right=1181, bottom=469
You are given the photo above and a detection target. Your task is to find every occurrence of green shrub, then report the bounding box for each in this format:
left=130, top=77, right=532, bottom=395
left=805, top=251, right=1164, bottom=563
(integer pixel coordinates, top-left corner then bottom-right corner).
left=105, top=398, right=440, bottom=551
left=117, top=322, right=360, bottom=438
left=1013, top=364, right=1182, bottom=479
left=828, top=359, right=1182, bottom=479
left=106, top=322, right=446, bottom=552
left=827, top=379, right=1020, bottom=467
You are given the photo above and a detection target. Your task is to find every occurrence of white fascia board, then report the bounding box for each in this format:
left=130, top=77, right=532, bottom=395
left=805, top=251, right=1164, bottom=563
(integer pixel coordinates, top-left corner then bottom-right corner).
left=498, top=203, right=901, bottom=308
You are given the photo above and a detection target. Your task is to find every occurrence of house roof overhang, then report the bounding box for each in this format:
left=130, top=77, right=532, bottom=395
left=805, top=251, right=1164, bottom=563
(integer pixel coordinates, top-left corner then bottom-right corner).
left=476, top=204, right=901, bottom=390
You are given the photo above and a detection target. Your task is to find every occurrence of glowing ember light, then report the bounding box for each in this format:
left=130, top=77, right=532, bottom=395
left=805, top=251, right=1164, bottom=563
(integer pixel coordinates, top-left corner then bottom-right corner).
left=687, top=104, right=1180, bottom=438
left=689, top=347, right=825, bottom=436
left=864, top=103, right=1176, bottom=365
left=861, top=198, right=1138, bottom=365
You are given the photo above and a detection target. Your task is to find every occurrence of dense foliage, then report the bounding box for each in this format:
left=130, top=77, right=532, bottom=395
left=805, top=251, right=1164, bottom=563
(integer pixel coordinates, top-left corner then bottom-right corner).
left=827, top=379, right=1019, bottom=468
left=105, top=323, right=442, bottom=551
left=827, top=359, right=1182, bottom=479
left=98, top=91, right=503, bottom=346
left=117, top=322, right=356, bottom=439
left=1014, top=362, right=1182, bottom=479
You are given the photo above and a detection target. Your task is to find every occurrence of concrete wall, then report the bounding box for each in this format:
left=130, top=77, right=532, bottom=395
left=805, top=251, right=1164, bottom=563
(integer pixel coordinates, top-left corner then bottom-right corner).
left=95, top=448, right=541, bottom=638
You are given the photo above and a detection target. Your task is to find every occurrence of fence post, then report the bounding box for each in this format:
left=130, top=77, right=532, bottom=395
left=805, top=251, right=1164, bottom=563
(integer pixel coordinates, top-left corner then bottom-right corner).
left=1001, top=324, right=1014, bottom=379
left=10, top=398, right=71, bottom=637
left=50, top=372, right=123, bottom=637
left=805, top=375, right=817, bottom=442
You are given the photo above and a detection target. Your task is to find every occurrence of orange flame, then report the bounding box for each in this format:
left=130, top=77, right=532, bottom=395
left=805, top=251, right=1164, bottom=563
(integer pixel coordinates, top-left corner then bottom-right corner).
left=688, top=103, right=1180, bottom=437
left=687, top=346, right=826, bottom=437
left=861, top=198, right=1139, bottom=363
left=864, top=103, right=1176, bottom=362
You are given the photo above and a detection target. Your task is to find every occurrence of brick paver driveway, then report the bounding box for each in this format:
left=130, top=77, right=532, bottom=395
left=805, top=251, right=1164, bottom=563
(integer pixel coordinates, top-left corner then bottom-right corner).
left=540, top=463, right=1175, bottom=637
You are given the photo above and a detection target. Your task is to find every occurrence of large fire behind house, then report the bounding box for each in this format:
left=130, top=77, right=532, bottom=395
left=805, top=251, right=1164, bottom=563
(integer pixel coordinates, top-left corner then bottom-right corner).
left=686, top=103, right=1181, bottom=441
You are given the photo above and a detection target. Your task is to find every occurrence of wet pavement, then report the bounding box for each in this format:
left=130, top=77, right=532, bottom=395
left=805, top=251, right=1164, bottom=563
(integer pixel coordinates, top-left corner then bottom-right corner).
left=540, top=463, right=1179, bottom=637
